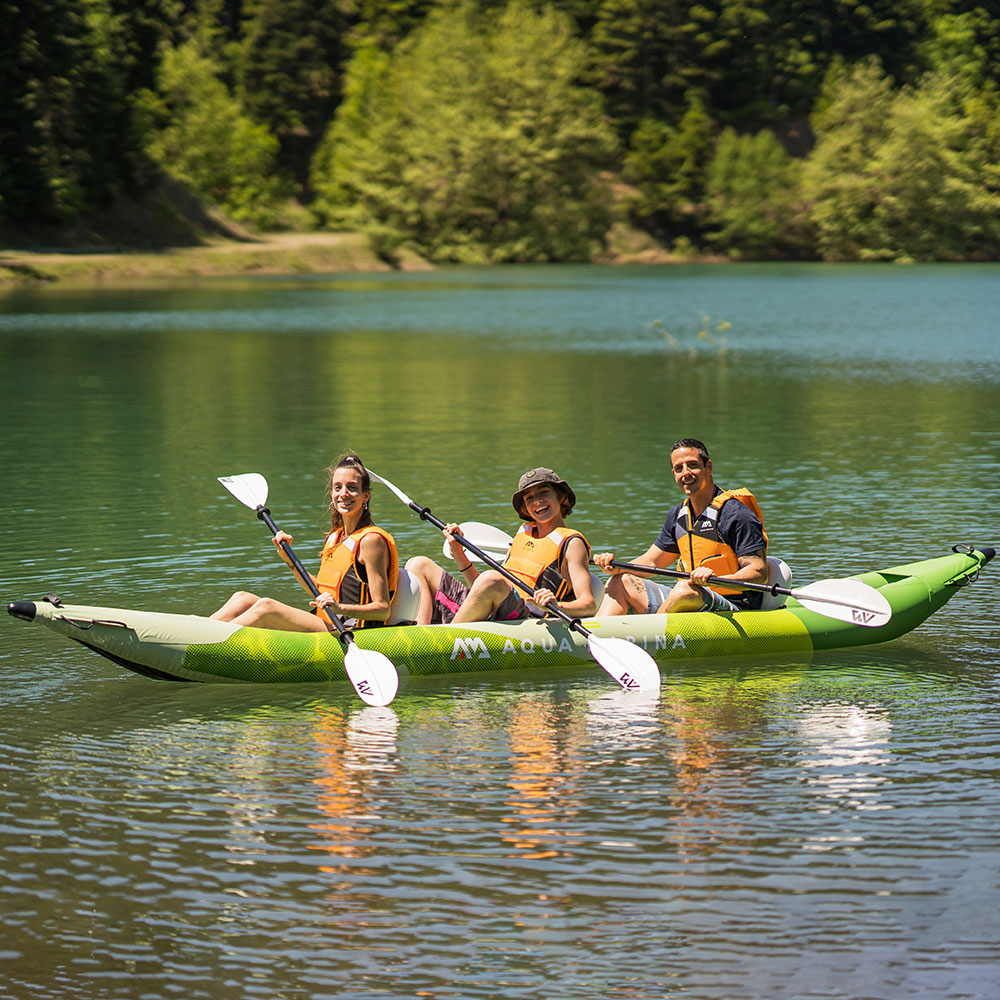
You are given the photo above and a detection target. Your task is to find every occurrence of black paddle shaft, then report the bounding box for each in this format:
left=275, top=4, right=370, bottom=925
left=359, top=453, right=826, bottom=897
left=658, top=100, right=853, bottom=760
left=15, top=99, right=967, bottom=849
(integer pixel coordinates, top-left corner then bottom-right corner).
left=408, top=502, right=586, bottom=633
left=609, top=560, right=786, bottom=597
left=255, top=505, right=354, bottom=643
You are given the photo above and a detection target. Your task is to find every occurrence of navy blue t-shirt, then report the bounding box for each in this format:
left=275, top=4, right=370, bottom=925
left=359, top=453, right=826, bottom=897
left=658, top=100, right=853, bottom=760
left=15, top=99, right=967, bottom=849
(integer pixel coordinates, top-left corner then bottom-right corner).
left=654, top=489, right=766, bottom=609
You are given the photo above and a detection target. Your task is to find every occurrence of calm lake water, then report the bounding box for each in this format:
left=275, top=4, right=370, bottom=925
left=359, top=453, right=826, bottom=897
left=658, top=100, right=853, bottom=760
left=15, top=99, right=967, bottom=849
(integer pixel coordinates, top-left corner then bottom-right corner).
left=1, top=263, right=999, bottom=999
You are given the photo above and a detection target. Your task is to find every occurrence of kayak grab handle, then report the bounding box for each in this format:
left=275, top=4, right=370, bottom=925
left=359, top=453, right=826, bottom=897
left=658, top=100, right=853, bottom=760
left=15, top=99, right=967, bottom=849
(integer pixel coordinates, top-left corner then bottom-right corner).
left=8, top=594, right=68, bottom=621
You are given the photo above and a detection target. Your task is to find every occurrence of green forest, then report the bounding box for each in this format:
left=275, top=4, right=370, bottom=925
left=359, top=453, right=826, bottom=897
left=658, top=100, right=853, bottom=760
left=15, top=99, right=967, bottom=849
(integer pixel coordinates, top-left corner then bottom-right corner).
left=3, top=0, right=1000, bottom=262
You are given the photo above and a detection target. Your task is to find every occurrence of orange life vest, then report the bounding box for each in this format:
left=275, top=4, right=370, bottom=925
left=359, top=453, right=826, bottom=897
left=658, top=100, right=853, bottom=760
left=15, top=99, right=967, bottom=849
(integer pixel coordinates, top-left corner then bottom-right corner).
left=503, top=525, right=590, bottom=602
left=314, top=524, right=399, bottom=628
left=675, top=488, right=767, bottom=595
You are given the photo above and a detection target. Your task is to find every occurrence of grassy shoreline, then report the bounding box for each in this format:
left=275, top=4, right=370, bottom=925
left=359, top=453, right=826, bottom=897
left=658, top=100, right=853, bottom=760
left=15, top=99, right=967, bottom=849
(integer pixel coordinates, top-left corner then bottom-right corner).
left=0, top=225, right=706, bottom=287
left=0, top=232, right=440, bottom=286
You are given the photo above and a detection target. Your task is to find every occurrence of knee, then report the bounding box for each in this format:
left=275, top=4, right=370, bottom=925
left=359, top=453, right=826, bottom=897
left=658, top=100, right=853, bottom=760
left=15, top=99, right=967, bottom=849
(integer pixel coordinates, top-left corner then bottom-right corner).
left=405, top=555, right=435, bottom=579
left=250, top=597, right=283, bottom=616
left=226, top=591, right=261, bottom=615
left=660, top=581, right=703, bottom=613
left=471, top=571, right=510, bottom=598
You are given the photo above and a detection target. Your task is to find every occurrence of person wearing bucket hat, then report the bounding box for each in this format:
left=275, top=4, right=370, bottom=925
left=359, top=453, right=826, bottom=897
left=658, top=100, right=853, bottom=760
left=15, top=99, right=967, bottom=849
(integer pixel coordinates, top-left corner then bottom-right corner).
left=593, top=438, right=768, bottom=615
left=403, top=467, right=595, bottom=625
left=510, top=468, right=576, bottom=520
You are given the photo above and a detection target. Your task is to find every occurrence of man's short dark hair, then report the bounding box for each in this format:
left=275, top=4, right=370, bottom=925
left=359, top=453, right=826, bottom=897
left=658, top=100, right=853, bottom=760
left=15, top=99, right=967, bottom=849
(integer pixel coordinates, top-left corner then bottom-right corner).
left=670, top=438, right=710, bottom=464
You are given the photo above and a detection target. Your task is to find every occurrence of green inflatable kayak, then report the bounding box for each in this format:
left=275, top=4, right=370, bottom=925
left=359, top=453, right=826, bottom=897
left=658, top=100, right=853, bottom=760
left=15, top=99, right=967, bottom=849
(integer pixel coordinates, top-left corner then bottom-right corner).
left=7, top=545, right=993, bottom=685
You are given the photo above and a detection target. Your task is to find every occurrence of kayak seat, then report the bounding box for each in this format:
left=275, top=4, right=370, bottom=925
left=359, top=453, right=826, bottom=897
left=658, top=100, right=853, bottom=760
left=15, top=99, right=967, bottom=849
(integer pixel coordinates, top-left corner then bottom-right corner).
left=589, top=572, right=605, bottom=609
left=388, top=568, right=421, bottom=625
left=760, top=557, right=792, bottom=610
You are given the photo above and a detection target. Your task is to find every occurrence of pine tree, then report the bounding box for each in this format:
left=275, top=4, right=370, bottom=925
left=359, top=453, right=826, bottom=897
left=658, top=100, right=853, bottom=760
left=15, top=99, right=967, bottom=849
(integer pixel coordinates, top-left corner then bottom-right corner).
left=239, top=0, right=351, bottom=191
left=0, top=0, right=136, bottom=225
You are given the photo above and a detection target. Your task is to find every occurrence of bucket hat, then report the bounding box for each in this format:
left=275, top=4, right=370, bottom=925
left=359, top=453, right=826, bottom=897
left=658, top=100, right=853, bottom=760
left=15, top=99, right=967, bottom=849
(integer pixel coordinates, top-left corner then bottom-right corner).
left=511, top=468, right=576, bottom=520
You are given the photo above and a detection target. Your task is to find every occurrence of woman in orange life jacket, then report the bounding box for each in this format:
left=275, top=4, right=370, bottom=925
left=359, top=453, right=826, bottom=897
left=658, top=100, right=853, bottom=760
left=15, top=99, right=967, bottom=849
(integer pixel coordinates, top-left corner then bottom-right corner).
left=593, top=438, right=768, bottom=615
left=404, top=468, right=596, bottom=626
left=211, top=453, right=398, bottom=631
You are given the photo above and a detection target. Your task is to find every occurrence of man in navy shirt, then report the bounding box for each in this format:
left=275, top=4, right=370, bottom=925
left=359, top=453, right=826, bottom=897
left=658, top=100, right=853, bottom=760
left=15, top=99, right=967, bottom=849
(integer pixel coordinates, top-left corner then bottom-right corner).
left=593, top=438, right=768, bottom=614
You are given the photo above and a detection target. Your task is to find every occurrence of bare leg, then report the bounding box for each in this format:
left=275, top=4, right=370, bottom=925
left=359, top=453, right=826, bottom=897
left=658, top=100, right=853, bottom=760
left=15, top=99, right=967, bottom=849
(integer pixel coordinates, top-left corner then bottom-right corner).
left=452, top=571, right=512, bottom=623
left=404, top=556, right=446, bottom=626
left=598, top=574, right=653, bottom=616
left=230, top=596, right=329, bottom=632
left=657, top=580, right=707, bottom=613
left=211, top=591, right=261, bottom=621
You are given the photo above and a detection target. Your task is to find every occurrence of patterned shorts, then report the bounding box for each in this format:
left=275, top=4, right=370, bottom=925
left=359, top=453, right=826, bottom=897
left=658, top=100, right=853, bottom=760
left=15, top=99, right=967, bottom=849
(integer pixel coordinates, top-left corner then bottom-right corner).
left=431, top=570, right=527, bottom=624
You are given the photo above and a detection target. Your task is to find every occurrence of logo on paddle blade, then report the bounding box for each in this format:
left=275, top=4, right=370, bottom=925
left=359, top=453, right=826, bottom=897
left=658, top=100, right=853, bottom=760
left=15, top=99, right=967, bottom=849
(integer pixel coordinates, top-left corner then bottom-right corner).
left=451, top=636, right=491, bottom=660
left=618, top=672, right=641, bottom=691
left=852, top=609, right=877, bottom=624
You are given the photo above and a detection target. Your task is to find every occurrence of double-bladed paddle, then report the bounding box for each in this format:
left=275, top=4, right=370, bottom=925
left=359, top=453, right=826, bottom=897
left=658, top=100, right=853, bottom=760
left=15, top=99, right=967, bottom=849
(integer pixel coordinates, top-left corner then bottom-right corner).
left=607, top=560, right=892, bottom=627
left=443, top=521, right=892, bottom=627
left=366, top=470, right=661, bottom=694
left=218, top=474, right=399, bottom=706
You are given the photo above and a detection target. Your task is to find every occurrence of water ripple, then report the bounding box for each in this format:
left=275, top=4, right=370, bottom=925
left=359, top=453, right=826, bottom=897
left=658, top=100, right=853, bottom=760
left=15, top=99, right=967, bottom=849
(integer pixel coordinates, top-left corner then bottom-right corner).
left=2, top=660, right=999, bottom=998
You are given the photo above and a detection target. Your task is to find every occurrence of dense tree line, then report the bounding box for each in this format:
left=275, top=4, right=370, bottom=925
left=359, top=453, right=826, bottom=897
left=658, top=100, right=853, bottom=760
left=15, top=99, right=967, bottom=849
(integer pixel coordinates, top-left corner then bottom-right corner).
left=2, top=0, right=999, bottom=261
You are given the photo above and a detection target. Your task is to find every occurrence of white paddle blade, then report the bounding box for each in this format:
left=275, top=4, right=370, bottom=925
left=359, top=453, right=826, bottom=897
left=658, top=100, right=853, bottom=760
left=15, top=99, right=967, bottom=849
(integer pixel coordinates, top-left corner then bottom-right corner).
left=367, top=470, right=414, bottom=508
left=793, top=579, right=892, bottom=627
left=587, top=635, right=661, bottom=693
left=344, top=644, right=400, bottom=707
left=445, top=521, right=513, bottom=563
left=218, top=473, right=269, bottom=510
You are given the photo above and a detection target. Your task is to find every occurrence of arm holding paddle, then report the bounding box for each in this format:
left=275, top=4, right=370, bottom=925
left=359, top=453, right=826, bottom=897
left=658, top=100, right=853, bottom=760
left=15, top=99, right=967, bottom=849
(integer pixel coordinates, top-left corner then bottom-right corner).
left=270, top=530, right=320, bottom=597
left=442, top=523, right=479, bottom=581
left=551, top=534, right=597, bottom=617
left=594, top=544, right=669, bottom=577
left=664, top=549, right=768, bottom=614
left=267, top=530, right=356, bottom=618
left=593, top=544, right=678, bottom=616
left=343, top=529, right=394, bottom=623
left=603, top=558, right=891, bottom=626
left=274, top=528, right=394, bottom=624
left=596, top=546, right=769, bottom=593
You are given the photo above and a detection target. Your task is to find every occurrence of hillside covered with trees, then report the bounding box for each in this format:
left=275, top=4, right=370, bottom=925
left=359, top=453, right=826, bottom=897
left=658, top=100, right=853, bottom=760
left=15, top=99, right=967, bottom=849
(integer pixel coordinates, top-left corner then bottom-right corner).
left=3, top=0, right=1000, bottom=262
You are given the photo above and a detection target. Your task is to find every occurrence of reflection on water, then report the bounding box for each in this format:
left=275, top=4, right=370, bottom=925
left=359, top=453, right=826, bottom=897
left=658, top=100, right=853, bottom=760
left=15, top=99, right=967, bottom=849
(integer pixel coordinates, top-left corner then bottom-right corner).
left=3, top=655, right=1000, bottom=998
left=502, top=699, right=578, bottom=860
left=2, top=265, right=1000, bottom=999
left=309, top=705, right=399, bottom=873
left=797, top=703, right=893, bottom=852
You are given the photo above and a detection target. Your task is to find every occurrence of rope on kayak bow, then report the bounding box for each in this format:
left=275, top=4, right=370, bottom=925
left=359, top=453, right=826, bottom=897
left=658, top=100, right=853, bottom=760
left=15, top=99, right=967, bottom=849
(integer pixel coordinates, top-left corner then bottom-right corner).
left=57, top=614, right=129, bottom=630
